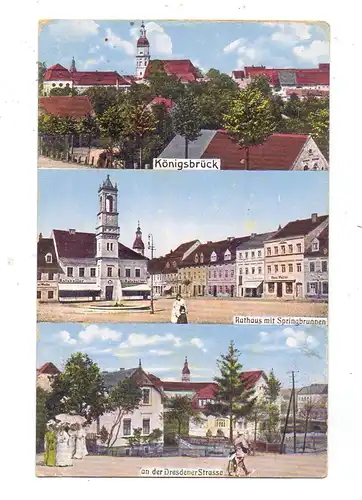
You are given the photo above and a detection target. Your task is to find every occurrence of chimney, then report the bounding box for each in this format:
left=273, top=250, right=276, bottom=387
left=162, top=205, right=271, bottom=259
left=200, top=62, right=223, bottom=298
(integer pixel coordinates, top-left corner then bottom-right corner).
left=119, top=368, right=125, bottom=371
left=311, top=213, right=318, bottom=223
left=227, top=236, right=235, bottom=242
left=250, top=233, right=257, bottom=238
left=278, top=224, right=282, bottom=231
left=69, top=229, right=76, bottom=235
left=207, top=241, right=212, bottom=244
left=38, top=232, right=43, bottom=241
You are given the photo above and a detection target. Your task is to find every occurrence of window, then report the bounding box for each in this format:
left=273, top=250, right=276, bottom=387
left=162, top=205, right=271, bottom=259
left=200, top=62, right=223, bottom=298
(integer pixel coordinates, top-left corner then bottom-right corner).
left=288, top=244, right=293, bottom=253
left=48, top=291, right=54, bottom=299
left=142, top=389, right=150, bottom=404
left=79, top=267, right=85, bottom=277
left=239, top=267, right=242, bottom=275
left=274, top=246, right=279, bottom=255
left=216, top=419, right=226, bottom=428
left=208, top=287, right=212, bottom=294
left=297, top=263, right=302, bottom=272
left=285, top=283, right=293, bottom=294
left=213, top=271, right=216, bottom=278
left=281, top=245, right=286, bottom=254
left=251, top=267, right=255, bottom=274
left=258, top=250, right=262, bottom=257
left=123, top=419, right=131, bottom=436
left=239, top=253, right=243, bottom=260
left=281, top=264, right=286, bottom=273
left=143, top=419, right=150, bottom=435
left=90, top=268, right=96, bottom=277
left=225, top=270, right=228, bottom=278
left=135, top=268, right=141, bottom=278
left=67, top=267, right=73, bottom=277
left=194, top=272, right=196, bottom=279
left=106, top=195, right=113, bottom=213
left=274, top=265, right=278, bottom=272
left=48, top=272, right=54, bottom=281
left=267, top=247, right=271, bottom=256
left=310, top=262, right=315, bottom=272
left=322, top=282, right=329, bottom=294
left=267, top=265, right=271, bottom=273
left=107, top=267, right=112, bottom=277
left=219, top=271, right=222, bottom=278
left=225, top=285, right=229, bottom=294
left=288, top=264, right=293, bottom=273
left=313, top=242, right=319, bottom=251
left=125, top=268, right=131, bottom=278
left=231, top=270, right=234, bottom=278
left=198, top=285, right=201, bottom=294
left=37, top=272, right=41, bottom=281
left=45, top=254, right=52, bottom=263
left=258, top=267, right=262, bottom=275
left=297, top=243, right=302, bottom=253
left=251, top=251, right=255, bottom=258
left=245, top=268, right=249, bottom=275
left=309, top=282, right=317, bottom=293
left=194, top=254, right=199, bottom=263
left=268, top=283, right=275, bottom=293
left=219, top=286, right=223, bottom=293
left=322, top=261, right=328, bottom=272
left=37, top=291, right=41, bottom=299
left=245, top=252, right=248, bottom=259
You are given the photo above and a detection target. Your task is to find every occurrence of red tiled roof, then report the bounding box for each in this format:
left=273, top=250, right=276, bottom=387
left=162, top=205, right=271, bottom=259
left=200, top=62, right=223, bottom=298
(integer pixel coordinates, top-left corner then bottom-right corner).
left=118, top=242, right=147, bottom=260
left=38, top=362, right=61, bottom=375
left=243, top=65, right=329, bottom=86
left=144, top=59, right=198, bottom=82
left=53, top=230, right=96, bottom=259
left=39, top=96, right=95, bottom=118
left=148, top=97, right=175, bottom=110
left=270, top=215, right=328, bottom=240
left=71, top=71, right=129, bottom=86
left=44, top=64, right=72, bottom=81
left=232, top=70, right=245, bottom=79
left=161, top=381, right=212, bottom=391
left=285, top=88, right=329, bottom=97
left=137, top=36, right=149, bottom=47
left=202, top=131, right=309, bottom=170
left=295, top=70, right=329, bottom=86
left=241, top=370, right=265, bottom=389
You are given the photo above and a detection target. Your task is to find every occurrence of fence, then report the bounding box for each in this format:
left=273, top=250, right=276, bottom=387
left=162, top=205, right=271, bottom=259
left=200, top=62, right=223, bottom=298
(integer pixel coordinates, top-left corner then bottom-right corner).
left=283, top=433, right=327, bottom=454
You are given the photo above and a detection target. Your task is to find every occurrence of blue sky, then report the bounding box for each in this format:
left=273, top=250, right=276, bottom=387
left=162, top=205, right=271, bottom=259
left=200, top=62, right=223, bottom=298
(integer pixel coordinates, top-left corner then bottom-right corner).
left=38, top=170, right=328, bottom=257
left=39, top=20, right=330, bottom=76
left=37, top=322, right=327, bottom=388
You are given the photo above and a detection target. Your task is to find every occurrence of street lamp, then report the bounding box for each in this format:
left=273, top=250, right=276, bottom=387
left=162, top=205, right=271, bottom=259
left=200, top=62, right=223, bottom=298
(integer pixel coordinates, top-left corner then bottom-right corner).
left=148, top=234, right=155, bottom=314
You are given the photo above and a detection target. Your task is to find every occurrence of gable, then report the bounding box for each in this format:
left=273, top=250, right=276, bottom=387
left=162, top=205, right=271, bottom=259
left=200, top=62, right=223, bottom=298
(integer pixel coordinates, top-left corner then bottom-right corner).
left=292, top=136, right=329, bottom=171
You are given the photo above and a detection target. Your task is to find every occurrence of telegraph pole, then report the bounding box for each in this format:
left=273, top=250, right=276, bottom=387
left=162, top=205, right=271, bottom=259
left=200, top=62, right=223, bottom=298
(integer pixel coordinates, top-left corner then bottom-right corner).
left=280, top=390, right=293, bottom=454
left=292, top=371, right=297, bottom=453
left=148, top=234, right=155, bottom=314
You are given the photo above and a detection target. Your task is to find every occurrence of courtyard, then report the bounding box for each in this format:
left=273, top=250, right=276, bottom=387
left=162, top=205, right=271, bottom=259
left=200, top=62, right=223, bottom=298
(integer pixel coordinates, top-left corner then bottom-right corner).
left=37, top=297, right=328, bottom=324
left=36, top=452, right=327, bottom=478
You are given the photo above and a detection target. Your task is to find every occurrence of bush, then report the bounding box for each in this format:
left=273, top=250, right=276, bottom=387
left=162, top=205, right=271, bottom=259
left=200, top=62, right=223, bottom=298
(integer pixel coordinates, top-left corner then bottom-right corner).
left=99, top=425, right=109, bottom=444
left=216, top=429, right=225, bottom=437
left=206, top=429, right=213, bottom=438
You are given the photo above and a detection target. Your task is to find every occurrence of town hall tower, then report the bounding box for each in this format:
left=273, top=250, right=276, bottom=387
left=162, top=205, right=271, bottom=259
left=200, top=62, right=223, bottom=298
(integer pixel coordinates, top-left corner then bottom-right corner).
left=136, top=21, right=150, bottom=79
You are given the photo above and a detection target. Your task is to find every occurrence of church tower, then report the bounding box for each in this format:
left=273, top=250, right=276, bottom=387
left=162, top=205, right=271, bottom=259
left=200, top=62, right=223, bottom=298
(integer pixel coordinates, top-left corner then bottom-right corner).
left=136, top=21, right=150, bottom=79
left=96, top=175, right=122, bottom=301
left=70, top=56, right=77, bottom=73
left=132, top=221, right=145, bottom=256
left=182, top=357, right=190, bottom=382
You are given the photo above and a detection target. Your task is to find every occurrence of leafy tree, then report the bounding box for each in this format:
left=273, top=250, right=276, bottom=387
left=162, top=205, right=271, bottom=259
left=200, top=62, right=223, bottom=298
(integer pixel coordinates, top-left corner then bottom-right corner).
left=206, top=429, right=213, bottom=438
left=164, top=395, right=204, bottom=438
left=247, top=399, right=268, bottom=452
left=261, top=370, right=282, bottom=443
left=144, top=428, right=163, bottom=444
left=38, top=61, right=47, bottom=95
left=223, top=87, right=277, bottom=169
left=82, top=87, right=123, bottom=115
left=172, top=92, right=202, bottom=158
left=204, top=341, right=257, bottom=442
left=127, top=83, right=155, bottom=106
left=49, top=86, right=79, bottom=97
left=76, top=113, right=100, bottom=153
left=206, top=68, right=238, bottom=91
left=248, top=75, right=272, bottom=97
left=299, top=399, right=327, bottom=452
left=99, top=425, right=109, bottom=444
left=216, top=429, right=225, bottom=437
left=105, top=378, right=143, bottom=449
left=36, top=386, right=49, bottom=452
left=147, top=60, right=185, bottom=101
left=308, top=107, right=329, bottom=159
left=46, top=353, right=107, bottom=424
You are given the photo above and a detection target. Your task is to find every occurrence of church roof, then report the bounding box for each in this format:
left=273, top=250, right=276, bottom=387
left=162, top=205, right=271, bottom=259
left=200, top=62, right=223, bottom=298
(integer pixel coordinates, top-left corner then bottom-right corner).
left=137, top=36, right=150, bottom=47
left=43, top=64, right=72, bottom=81
left=100, top=174, right=117, bottom=191
left=43, top=63, right=130, bottom=86
left=39, top=96, right=95, bottom=118
left=133, top=237, right=145, bottom=250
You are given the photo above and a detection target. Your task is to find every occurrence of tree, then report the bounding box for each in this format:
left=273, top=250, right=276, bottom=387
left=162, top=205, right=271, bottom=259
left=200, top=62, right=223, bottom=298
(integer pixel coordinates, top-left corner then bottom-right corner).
left=164, top=395, right=204, bottom=438
left=105, top=378, right=143, bottom=449
left=248, top=75, right=272, bottom=97
left=36, top=386, right=49, bottom=452
left=76, top=113, right=100, bottom=154
left=299, top=399, right=327, bottom=452
left=47, top=353, right=107, bottom=424
left=99, top=425, right=109, bottom=444
left=308, top=107, right=329, bottom=159
left=126, top=427, right=143, bottom=448
left=248, top=399, right=268, bottom=453
left=82, top=86, right=123, bottom=115
left=204, top=341, right=257, bottom=442
left=38, top=61, right=47, bottom=96
left=262, top=370, right=282, bottom=443
left=49, top=86, right=79, bottom=97
left=147, top=60, right=185, bottom=101
left=172, top=92, right=202, bottom=158
left=223, top=87, right=277, bottom=169
left=143, top=428, right=163, bottom=444
left=264, top=369, right=282, bottom=403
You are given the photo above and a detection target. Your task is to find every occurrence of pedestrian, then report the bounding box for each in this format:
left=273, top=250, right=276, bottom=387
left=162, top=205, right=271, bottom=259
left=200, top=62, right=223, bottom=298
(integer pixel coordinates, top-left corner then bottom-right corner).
left=171, top=294, right=187, bottom=323
left=56, top=424, right=73, bottom=467
left=233, top=431, right=252, bottom=476
left=177, top=305, right=188, bottom=324
left=44, top=420, right=57, bottom=467
left=74, top=423, right=88, bottom=459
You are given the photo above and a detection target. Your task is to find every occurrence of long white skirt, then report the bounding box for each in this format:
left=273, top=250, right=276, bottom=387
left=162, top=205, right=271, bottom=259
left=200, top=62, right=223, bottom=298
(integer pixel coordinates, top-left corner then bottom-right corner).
left=56, top=433, right=73, bottom=467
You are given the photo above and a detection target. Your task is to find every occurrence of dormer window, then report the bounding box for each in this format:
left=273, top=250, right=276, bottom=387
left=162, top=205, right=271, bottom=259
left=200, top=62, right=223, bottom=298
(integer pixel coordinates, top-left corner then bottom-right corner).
left=312, top=241, right=319, bottom=252
left=45, top=253, right=52, bottom=264
left=172, top=261, right=177, bottom=268
left=210, top=251, right=217, bottom=262
left=194, top=254, right=199, bottom=263
left=200, top=253, right=204, bottom=263
left=166, top=262, right=170, bottom=268
left=224, top=250, right=231, bottom=261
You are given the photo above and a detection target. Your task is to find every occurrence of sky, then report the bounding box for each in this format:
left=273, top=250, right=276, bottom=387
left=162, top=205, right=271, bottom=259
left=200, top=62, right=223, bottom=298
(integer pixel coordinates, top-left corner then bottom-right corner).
left=38, top=170, right=329, bottom=257
left=37, top=322, right=328, bottom=388
left=39, top=20, right=330, bottom=76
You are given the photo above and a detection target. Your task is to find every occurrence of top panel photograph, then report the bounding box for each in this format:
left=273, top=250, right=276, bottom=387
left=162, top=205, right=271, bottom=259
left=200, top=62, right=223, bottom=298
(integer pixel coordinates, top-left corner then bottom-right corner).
left=38, top=20, right=330, bottom=170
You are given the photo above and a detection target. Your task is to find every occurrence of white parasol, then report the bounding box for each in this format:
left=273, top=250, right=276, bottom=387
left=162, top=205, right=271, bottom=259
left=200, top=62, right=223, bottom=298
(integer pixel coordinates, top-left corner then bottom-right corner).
left=55, top=414, right=86, bottom=425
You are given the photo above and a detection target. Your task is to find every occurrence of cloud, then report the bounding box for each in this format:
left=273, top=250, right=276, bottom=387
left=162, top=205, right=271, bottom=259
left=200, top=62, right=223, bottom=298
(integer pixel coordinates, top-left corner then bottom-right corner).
left=58, top=330, right=76, bottom=345
left=89, top=44, right=100, bottom=54
left=190, top=338, right=207, bottom=353
left=78, top=325, right=122, bottom=344
left=130, top=22, right=172, bottom=55
left=149, top=349, right=173, bottom=356
left=268, top=23, right=312, bottom=45
left=223, top=38, right=246, bottom=54
left=293, top=40, right=329, bottom=64
left=82, top=56, right=106, bottom=69
left=48, top=20, right=99, bottom=41
left=119, top=333, right=182, bottom=349
left=104, top=28, right=135, bottom=56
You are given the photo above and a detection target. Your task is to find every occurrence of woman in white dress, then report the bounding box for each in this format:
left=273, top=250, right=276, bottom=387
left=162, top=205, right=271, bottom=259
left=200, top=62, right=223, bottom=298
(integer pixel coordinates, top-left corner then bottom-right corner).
left=74, top=424, right=88, bottom=459
left=171, top=294, right=187, bottom=323
left=56, top=424, right=73, bottom=467
left=68, top=424, right=78, bottom=459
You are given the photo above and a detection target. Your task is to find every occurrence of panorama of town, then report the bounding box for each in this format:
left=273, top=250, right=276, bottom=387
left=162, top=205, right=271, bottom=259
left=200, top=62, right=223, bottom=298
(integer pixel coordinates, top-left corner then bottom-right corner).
left=37, top=325, right=327, bottom=478
left=38, top=21, right=329, bottom=171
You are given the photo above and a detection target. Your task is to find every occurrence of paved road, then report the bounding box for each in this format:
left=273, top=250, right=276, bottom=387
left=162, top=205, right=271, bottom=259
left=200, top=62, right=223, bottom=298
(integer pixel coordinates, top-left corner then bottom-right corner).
left=38, top=297, right=328, bottom=324
left=36, top=452, right=327, bottom=478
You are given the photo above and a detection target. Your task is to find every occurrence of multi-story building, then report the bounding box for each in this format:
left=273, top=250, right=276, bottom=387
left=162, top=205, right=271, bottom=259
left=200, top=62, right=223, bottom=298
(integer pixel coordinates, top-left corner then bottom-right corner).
left=304, top=227, right=329, bottom=299
left=236, top=232, right=276, bottom=298
left=37, top=362, right=61, bottom=391
left=38, top=176, right=149, bottom=302
left=37, top=234, right=63, bottom=302
left=298, top=384, right=328, bottom=421
left=264, top=213, right=329, bottom=299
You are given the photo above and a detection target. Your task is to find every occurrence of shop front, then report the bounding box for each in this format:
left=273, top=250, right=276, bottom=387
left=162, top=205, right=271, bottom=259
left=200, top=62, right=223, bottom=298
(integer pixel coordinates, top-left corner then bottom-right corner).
left=58, top=282, right=101, bottom=302
left=264, top=276, right=303, bottom=300
left=242, top=280, right=263, bottom=298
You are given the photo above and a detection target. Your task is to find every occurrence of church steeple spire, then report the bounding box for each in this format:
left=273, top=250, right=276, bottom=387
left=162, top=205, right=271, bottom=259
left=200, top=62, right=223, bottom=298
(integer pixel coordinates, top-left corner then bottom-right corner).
left=132, top=221, right=145, bottom=256
left=136, top=21, right=150, bottom=79
left=70, top=56, right=76, bottom=73
left=182, top=356, right=190, bottom=382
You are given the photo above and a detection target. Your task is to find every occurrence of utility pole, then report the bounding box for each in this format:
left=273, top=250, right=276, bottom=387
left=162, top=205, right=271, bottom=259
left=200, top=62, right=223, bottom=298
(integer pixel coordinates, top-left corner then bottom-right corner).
left=292, top=371, right=297, bottom=453
left=148, top=234, right=155, bottom=314
left=280, top=390, right=293, bottom=454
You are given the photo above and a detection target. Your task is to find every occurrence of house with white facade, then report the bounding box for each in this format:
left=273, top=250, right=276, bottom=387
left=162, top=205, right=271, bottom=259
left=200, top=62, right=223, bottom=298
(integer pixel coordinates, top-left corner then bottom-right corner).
left=297, top=384, right=328, bottom=422
left=304, top=226, right=329, bottom=299
left=264, top=213, right=329, bottom=299
left=235, top=232, right=276, bottom=298
left=37, top=235, right=62, bottom=302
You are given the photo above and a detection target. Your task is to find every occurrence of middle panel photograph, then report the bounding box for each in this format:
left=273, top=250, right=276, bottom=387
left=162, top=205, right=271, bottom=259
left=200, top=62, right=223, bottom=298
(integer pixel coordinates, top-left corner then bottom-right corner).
left=37, top=170, right=328, bottom=324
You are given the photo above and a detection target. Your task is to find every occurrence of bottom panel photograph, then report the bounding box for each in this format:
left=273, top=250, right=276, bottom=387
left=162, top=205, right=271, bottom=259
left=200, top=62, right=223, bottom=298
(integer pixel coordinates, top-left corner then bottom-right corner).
left=36, top=322, right=327, bottom=478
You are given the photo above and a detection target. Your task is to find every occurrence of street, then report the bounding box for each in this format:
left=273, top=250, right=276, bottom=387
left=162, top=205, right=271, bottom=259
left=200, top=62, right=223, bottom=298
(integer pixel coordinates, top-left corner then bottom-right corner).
left=36, top=452, right=327, bottom=478
left=37, top=297, right=327, bottom=324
